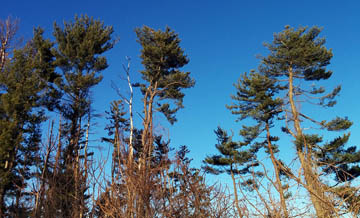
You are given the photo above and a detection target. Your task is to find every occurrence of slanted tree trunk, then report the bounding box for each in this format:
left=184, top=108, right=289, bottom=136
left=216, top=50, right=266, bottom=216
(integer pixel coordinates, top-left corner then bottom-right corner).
left=265, top=122, right=289, bottom=218
left=288, top=67, right=335, bottom=217
left=230, top=166, right=244, bottom=218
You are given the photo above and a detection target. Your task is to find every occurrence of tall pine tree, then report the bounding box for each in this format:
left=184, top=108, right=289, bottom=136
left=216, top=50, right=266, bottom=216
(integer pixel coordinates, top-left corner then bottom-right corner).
left=45, top=14, right=114, bottom=218
left=134, top=26, right=194, bottom=217
left=261, top=26, right=360, bottom=217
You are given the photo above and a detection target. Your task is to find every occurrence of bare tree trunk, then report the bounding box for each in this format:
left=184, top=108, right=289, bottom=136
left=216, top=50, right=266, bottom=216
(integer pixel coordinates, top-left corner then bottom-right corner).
left=54, top=116, right=62, bottom=176
left=125, top=59, right=136, bottom=218
left=34, top=121, right=55, bottom=217
left=124, top=58, right=134, bottom=162
left=288, top=67, right=334, bottom=217
left=137, top=84, right=157, bottom=218
left=0, top=17, right=18, bottom=71
left=230, top=165, right=243, bottom=218
left=265, top=122, right=289, bottom=217
left=84, top=111, right=90, bottom=185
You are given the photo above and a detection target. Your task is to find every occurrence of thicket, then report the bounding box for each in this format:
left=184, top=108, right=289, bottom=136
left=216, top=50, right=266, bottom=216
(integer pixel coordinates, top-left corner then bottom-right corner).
left=0, top=15, right=359, bottom=217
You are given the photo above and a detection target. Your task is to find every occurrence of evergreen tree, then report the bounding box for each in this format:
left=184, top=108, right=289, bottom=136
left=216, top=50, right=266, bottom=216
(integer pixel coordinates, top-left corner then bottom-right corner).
left=47, top=14, right=114, bottom=218
left=0, top=28, right=59, bottom=216
left=226, top=71, right=289, bottom=217
left=135, top=25, right=194, bottom=150
left=53, top=14, right=114, bottom=162
left=103, top=100, right=129, bottom=180
left=135, top=26, right=194, bottom=123
left=260, top=25, right=360, bottom=217
left=204, top=126, right=261, bottom=217
left=134, top=25, right=194, bottom=217
left=97, top=26, right=194, bottom=217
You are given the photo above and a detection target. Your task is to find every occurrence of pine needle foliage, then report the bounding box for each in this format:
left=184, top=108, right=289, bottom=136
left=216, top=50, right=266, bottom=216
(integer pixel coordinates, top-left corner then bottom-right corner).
left=261, top=25, right=360, bottom=217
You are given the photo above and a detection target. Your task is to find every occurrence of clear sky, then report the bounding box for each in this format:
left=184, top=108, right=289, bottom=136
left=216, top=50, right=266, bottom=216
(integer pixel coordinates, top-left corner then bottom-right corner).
left=2, top=0, right=360, bottom=169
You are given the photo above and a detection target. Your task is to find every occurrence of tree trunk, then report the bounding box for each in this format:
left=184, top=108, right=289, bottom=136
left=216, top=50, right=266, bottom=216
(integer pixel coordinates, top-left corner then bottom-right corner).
left=230, top=166, right=243, bottom=218
left=288, top=67, right=334, bottom=217
left=266, top=122, right=289, bottom=217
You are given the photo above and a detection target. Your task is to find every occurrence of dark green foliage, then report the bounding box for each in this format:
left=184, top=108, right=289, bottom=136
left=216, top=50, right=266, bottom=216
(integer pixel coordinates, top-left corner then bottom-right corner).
left=53, top=14, right=113, bottom=75
left=104, top=100, right=130, bottom=138
left=320, top=85, right=341, bottom=107
left=135, top=26, right=195, bottom=124
left=0, top=29, right=58, bottom=215
left=261, top=26, right=333, bottom=81
left=42, top=14, right=114, bottom=217
left=204, top=126, right=259, bottom=176
left=151, top=135, right=171, bottom=168
left=204, top=71, right=286, bottom=196
left=225, top=70, right=287, bottom=161
left=261, top=26, right=360, bottom=177
left=227, top=72, right=283, bottom=123
left=53, top=15, right=114, bottom=123
left=261, top=25, right=360, bottom=215
left=265, top=25, right=360, bottom=180
left=325, top=117, right=352, bottom=131
left=260, top=26, right=340, bottom=117
left=316, top=133, right=360, bottom=182
left=52, top=13, right=114, bottom=162
left=32, top=28, right=62, bottom=110
left=103, top=100, right=129, bottom=177
left=294, top=134, right=323, bottom=152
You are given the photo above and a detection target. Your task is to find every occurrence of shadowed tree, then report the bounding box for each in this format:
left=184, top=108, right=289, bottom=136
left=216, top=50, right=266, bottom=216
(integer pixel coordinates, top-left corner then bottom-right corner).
left=0, top=28, right=59, bottom=216
left=41, top=14, right=115, bottom=218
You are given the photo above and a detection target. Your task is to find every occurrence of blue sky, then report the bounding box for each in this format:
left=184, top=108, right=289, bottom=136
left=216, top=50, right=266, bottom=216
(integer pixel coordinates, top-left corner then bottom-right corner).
left=2, top=0, right=360, bottom=169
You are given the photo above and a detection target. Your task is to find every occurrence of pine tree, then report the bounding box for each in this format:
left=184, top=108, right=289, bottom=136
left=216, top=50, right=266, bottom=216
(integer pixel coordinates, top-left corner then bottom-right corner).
left=226, top=71, right=289, bottom=217
left=260, top=25, right=360, bottom=217
left=204, top=126, right=261, bottom=217
left=135, top=25, right=194, bottom=144
left=98, top=26, right=194, bottom=217
left=134, top=25, right=194, bottom=216
left=0, top=28, right=59, bottom=216
left=53, top=14, right=114, bottom=162
left=104, top=100, right=129, bottom=180
left=47, top=14, right=114, bottom=217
